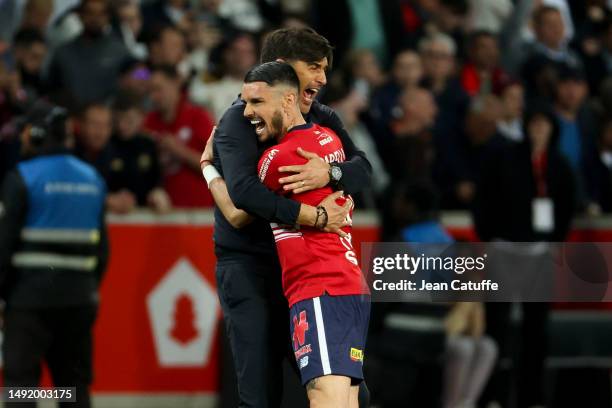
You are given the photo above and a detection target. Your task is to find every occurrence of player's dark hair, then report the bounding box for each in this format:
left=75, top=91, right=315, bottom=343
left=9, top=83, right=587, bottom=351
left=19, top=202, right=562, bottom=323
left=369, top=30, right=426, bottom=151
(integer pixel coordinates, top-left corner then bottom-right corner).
left=261, top=28, right=333, bottom=69
left=244, top=62, right=300, bottom=92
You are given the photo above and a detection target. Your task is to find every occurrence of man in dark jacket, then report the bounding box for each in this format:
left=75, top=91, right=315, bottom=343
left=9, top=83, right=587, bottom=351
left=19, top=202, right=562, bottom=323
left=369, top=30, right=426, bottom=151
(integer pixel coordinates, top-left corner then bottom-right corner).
left=473, top=108, right=575, bottom=408
left=0, top=102, right=108, bottom=408
left=201, top=28, right=372, bottom=407
left=46, top=0, right=130, bottom=105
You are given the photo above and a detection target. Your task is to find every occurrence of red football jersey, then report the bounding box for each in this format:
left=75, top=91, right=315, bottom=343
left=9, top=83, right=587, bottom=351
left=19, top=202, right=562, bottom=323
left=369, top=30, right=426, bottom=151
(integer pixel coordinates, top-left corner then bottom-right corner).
left=257, top=122, right=369, bottom=307
left=144, top=97, right=215, bottom=207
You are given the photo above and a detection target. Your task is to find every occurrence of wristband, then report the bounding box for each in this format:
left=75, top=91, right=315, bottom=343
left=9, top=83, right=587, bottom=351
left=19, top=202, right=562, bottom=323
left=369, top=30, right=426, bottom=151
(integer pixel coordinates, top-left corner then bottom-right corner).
left=202, top=164, right=221, bottom=188
left=315, top=206, right=328, bottom=230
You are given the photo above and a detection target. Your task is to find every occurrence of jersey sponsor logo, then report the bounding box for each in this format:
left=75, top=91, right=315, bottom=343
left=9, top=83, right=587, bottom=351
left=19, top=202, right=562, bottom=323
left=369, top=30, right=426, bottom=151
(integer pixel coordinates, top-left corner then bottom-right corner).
left=317, top=133, right=333, bottom=146
left=258, top=148, right=279, bottom=181
left=350, top=347, right=364, bottom=362
left=323, top=148, right=346, bottom=164
left=292, top=310, right=309, bottom=349
left=299, top=356, right=309, bottom=369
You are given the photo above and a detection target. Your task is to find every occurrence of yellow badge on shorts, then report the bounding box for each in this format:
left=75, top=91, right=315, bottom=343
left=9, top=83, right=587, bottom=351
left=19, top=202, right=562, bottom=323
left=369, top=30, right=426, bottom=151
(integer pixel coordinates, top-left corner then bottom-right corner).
left=350, top=348, right=363, bottom=362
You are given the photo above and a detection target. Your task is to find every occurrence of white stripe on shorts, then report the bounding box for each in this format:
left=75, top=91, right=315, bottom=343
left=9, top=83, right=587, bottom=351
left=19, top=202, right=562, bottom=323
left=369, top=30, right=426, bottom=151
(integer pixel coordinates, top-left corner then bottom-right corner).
left=313, top=297, right=332, bottom=375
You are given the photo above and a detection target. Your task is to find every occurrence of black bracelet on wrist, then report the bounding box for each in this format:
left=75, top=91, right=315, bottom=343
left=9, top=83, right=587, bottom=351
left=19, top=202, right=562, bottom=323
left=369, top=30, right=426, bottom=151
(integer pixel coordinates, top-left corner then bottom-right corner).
left=315, top=205, right=328, bottom=229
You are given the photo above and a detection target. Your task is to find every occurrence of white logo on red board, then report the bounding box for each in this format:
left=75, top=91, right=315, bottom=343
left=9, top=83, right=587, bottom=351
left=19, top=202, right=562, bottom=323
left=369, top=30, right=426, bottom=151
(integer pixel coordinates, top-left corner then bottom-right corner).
left=146, top=257, right=219, bottom=367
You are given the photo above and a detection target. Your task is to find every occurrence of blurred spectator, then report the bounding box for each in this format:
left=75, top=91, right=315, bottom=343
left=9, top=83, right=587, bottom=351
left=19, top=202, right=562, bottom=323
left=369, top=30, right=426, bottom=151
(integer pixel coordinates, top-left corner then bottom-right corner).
left=13, top=0, right=54, bottom=39
left=467, top=0, right=513, bottom=33
left=474, top=108, right=575, bottom=408
left=146, top=24, right=190, bottom=78
left=474, top=106, right=576, bottom=240
left=443, top=302, right=497, bottom=408
left=388, top=87, right=438, bottom=183
left=141, top=0, right=190, bottom=40
left=371, top=49, right=423, bottom=128
left=455, top=95, right=505, bottom=207
left=552, top=66, right=601, bottom=212
left=13, top=29, right=47, bottom=99
left=46, top=2, right=86, bottom=49
left=113, top=0, right=147, bottom=59
left=432, top=0, right=470, bottom=59
left=144, top=65, right=215, bottom=207
left=497, top=81, right=526, bottom=143
left=216, top=0, right=264, bottom=33
left=0, top=51, right=28, bottom=126
left=460, top=30, right=508, bottom=97
left=341, top=49, right=387, bottom=93
left=185, top=0, right=254, bottom=76
left=579, top=15, right=612, bottom=95
left=110, top=92, right=171, bottom=213
left=75, top=103, right=114, bottom=177
left=46, top=0, right=130, bottom=105
left=324, top=75, right=390, bottom=208
left=189, top=31, right=257, bottom=120
left=76, top=102, right=140, bottom=214
left=594, top=119, right=612, bottom=212
left=117, top=58, right=152, bottom=102
left=520, top=5, right=583, bottom=104
left=313, top=0, right=404, bottom=67
left=419, top=33, right=470, bottom=140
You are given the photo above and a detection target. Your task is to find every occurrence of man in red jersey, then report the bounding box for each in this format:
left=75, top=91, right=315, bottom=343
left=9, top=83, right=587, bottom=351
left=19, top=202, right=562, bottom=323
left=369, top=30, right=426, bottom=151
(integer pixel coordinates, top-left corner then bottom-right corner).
left=144, top=65, right=215, bottom=207
left=205, top=62, right=370, bottom=408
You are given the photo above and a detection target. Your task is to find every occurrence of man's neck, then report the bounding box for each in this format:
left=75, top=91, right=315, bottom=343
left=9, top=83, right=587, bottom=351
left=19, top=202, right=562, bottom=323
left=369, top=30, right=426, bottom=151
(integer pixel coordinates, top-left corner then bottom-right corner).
left=279, top=111, right=307, bottom=141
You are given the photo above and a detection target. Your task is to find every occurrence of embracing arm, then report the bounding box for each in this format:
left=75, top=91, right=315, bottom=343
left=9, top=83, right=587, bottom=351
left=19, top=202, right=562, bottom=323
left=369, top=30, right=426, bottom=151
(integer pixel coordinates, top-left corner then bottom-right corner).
left=209, top=177, right=254, bottom=229
left=277, top=102, right=372, bottom=195
left=210, top=105, right=349, bottom=234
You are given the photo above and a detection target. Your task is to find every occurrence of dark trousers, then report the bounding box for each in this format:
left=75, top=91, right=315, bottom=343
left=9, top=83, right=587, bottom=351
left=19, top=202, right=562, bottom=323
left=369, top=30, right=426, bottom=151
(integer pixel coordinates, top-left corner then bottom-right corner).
left=482, top=302, right=549, bottom=408
left=216, top=260, right=296, bottom=407
left=2, top=306, right=97, bottom=408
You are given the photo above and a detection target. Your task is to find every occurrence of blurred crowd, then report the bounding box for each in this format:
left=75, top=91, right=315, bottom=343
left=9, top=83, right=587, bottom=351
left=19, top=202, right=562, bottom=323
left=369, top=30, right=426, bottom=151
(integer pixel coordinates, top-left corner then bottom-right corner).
left=0, top=0, right=610, bottom=221
left=0, top=1, right=610, bottom=407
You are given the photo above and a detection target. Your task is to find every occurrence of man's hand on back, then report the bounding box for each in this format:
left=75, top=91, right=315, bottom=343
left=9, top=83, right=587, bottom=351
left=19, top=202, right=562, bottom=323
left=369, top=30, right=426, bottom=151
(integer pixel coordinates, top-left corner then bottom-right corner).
left=278, top=147, right=331, bottom=194
left=318, top=191, right=351, bottom=237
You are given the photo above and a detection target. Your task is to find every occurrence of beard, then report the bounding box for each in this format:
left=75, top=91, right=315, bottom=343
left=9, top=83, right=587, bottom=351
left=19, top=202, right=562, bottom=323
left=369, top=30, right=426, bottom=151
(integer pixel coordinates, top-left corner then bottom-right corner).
left=269, top=110, right=284, bottom=140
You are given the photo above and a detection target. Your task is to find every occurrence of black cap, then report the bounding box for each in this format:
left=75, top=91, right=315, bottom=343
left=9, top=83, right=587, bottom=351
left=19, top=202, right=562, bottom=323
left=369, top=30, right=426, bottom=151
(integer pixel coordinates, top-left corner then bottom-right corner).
left=18, top=101, right=68, bottom=144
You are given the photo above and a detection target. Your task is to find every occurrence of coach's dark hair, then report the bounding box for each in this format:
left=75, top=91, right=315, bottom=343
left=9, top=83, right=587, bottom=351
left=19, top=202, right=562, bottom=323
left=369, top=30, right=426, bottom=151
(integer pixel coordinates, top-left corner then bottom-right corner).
left=261, top=28, right=333, bottom=69
left=244, top=62, right=300, bottom=91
